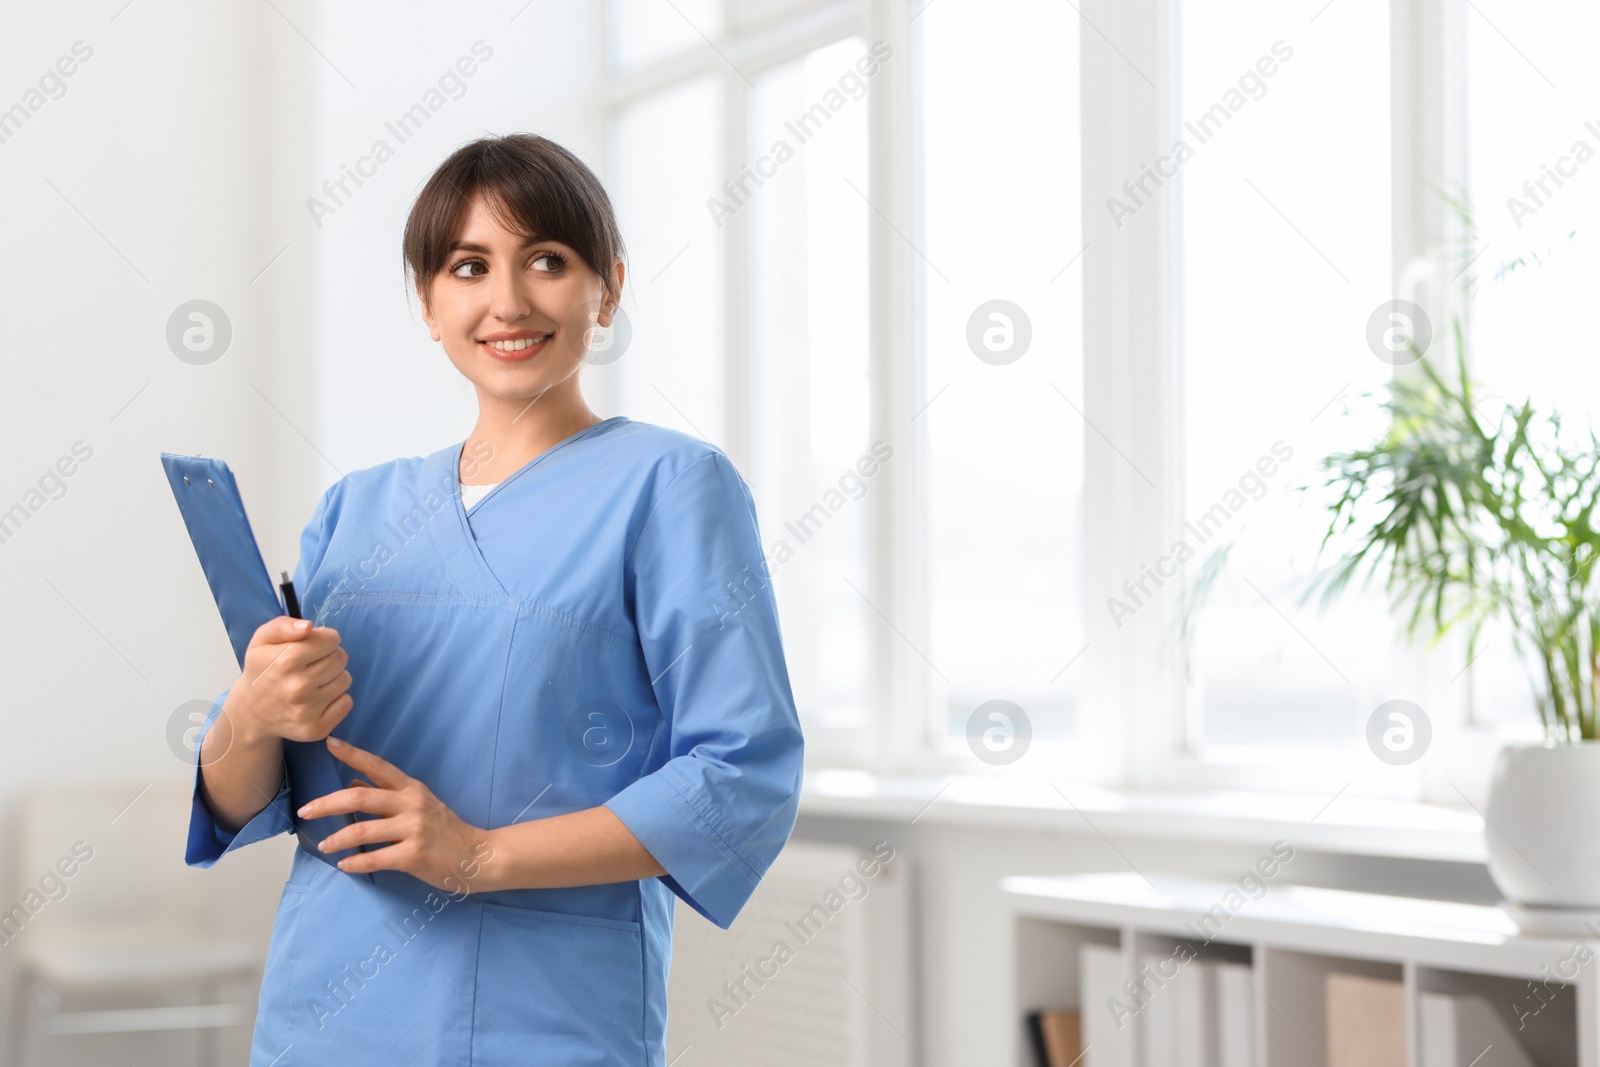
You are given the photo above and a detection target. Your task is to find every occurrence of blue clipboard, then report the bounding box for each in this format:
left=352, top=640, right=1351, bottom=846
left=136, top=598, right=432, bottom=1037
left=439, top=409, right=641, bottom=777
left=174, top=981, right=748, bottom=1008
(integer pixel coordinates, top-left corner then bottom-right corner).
left=160, top=452, right=361, bottom=870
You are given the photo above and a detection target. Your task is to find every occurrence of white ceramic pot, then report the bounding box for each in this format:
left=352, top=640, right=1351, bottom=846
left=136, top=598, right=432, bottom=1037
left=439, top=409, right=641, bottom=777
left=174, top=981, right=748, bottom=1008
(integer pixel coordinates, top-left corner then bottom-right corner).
left=1485, top=741, right=1600, bottom=909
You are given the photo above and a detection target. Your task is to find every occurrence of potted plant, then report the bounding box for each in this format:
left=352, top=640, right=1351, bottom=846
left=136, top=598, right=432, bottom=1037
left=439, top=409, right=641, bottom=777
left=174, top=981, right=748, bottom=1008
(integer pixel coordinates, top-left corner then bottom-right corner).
left=1310, top=323, right=1600, bottom=926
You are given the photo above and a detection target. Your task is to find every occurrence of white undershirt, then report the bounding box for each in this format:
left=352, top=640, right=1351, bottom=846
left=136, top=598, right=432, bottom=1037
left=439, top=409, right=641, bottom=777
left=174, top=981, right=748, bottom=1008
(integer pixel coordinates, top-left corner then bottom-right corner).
left=459, top=480, right=500, bottom=512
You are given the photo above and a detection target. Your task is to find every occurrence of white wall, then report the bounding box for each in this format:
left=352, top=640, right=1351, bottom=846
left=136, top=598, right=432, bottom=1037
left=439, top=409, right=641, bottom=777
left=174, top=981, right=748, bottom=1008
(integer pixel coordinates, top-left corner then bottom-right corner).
left=1, top=3, right=301, bottom=1062
left=0, top=3, right=600, bottom=1063
left=1, top=2, right=276, bottom=792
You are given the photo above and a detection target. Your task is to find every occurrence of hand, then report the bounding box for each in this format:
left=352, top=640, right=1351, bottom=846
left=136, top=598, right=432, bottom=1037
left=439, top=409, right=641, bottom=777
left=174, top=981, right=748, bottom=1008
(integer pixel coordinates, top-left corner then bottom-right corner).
left=226, top=616, right=352, bottom=746
left=298, top=736, right=496, bottom=894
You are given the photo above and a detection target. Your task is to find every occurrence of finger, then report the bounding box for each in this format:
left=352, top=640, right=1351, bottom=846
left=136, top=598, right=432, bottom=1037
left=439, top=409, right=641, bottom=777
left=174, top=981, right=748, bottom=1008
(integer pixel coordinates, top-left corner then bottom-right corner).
left=317, top=815, right=406, bottom=855
left=257, top=629, right=339, bottom=682
left=325, top=737, right=410, bottom=789
left=307, top=647, right=350, bottom=686
left=297, top=783, right=404, bottom=821
left=343, top=774, right=376, bottom=796
left=312, top=662, right=350, bottom=697
left=254, top=615, right=315, bottom=646
left=249, top=642, right=297, bottom=688
left=275, top=626, right=341, bottom=665
left=335, top=842, right=408, bottom=877
left=314, top=692, right=354, bottom=735
left=306, top=646, right=344, bottom=675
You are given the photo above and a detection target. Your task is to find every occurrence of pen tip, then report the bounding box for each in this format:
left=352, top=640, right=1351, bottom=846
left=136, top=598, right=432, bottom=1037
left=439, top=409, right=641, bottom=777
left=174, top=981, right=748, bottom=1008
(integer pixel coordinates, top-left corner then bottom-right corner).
left=280, top=570, right=289, bottom=582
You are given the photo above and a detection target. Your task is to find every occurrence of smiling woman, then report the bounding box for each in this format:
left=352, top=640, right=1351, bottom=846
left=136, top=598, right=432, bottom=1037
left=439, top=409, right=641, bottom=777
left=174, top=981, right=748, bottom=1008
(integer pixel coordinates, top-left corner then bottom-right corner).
left=187, top=132, right=806, bottom=1067
left=400, top=135, right=630, bottom=476
left=403, top=134, right=629, bottom=460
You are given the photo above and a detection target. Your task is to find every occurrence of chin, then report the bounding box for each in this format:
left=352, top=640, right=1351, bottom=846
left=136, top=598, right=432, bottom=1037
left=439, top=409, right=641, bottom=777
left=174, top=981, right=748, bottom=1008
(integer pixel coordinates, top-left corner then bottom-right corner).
left=479, top=375, right=556, bottom=401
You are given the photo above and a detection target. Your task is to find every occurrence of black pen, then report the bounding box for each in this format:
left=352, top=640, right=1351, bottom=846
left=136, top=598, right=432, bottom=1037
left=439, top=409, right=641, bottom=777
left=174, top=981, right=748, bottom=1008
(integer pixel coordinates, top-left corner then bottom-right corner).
left=279, top=570, right=302, bottom=620
left=279, top=569, right=364, bottom=856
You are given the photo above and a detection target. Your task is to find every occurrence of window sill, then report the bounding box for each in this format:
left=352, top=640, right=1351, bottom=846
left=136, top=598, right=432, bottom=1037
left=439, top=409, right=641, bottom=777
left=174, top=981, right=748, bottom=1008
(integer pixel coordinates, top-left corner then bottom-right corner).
left=798, top=769, right=1488, bottom=864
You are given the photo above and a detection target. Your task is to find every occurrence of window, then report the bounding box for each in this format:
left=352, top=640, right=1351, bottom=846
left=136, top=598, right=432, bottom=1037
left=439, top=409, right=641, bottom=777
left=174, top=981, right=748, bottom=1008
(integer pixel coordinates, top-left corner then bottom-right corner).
left=913, top=0, right=1084, bottom=751
left=1461, top=0, right=1600, bottom=732
left=1176, top=0, right=1405, bottom=752
left=1463, top=0, right=1600, bottom=420
left=606, top=0, right=722, bottom=71
left=603, top=0, right=1091, bottom=770
left=606, top=74, right=727, bottom=446
left=604, top=4, right=883, bottom=765
left=598, top=0, right=1547, bottom=796
left=746, top=38, right=875, bottom=747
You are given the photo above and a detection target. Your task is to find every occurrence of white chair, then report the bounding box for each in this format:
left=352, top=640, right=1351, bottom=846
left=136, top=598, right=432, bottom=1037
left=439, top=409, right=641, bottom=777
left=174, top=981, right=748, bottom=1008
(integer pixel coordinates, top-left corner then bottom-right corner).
left=6, top=778, right=260, bottom=1067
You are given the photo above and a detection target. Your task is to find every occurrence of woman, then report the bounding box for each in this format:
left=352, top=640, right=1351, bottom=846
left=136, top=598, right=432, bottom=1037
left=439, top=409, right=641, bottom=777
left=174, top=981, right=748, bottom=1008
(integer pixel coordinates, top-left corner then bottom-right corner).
left=187, top=133, right=805, bottom=1066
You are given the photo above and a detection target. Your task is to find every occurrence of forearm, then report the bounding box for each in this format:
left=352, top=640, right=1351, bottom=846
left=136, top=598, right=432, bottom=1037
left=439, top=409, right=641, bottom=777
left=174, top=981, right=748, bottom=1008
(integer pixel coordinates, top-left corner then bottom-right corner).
left=476, top=805, right=666, bottom=892
left=197, top=691, right=286, bottom=836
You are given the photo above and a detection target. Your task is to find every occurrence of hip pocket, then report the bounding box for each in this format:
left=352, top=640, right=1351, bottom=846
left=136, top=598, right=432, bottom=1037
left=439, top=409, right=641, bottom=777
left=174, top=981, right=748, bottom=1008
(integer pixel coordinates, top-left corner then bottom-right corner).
left=251, top=883, right=307, bottom=1062
left=473, top=902, right=647, bottom=1067
left=282, top=843, right=330, bottom=894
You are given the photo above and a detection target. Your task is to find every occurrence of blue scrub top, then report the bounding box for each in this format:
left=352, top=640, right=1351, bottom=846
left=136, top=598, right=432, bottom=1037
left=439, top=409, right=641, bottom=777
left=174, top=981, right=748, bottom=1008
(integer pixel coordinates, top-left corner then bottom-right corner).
left=185, top=416, right=805, bottom=1066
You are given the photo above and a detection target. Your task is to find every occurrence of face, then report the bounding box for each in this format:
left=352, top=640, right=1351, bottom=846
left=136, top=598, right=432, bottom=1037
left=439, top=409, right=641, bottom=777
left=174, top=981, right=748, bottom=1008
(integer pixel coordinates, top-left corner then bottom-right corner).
left=417, top=193, right=623, bottom=409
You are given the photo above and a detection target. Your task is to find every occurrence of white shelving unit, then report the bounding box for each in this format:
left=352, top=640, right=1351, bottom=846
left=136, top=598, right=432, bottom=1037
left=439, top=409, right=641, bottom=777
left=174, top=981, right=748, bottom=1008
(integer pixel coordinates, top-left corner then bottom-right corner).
left=1005, top=873, right=1595, bottom=1067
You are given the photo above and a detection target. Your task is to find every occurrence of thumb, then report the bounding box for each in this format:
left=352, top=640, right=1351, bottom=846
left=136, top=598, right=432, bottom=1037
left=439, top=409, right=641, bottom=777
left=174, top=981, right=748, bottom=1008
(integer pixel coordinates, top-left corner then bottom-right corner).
left=267, top=614, right=315, bottom=640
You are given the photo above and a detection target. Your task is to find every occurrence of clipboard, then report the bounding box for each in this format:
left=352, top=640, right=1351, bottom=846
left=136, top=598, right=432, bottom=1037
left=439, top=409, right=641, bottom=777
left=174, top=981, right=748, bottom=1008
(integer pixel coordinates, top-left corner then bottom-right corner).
left=160, top=452, right=361, bottom=870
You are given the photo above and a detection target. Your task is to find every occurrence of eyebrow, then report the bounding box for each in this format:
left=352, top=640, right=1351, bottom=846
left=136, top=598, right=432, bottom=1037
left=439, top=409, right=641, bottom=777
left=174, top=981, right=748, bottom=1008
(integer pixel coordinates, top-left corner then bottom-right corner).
left=447, top=234, right=553, bottom=254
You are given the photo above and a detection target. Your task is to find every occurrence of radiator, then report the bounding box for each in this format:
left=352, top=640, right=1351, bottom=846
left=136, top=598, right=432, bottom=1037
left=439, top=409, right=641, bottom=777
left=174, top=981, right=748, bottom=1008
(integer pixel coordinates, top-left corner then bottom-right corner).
left=665, top=839, right=914, bottom=1067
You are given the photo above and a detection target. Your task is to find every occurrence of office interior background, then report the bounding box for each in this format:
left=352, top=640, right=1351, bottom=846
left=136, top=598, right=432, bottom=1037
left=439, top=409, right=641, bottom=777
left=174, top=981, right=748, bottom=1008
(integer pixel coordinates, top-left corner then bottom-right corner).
left=4, top=0, right=1600, bottom=1064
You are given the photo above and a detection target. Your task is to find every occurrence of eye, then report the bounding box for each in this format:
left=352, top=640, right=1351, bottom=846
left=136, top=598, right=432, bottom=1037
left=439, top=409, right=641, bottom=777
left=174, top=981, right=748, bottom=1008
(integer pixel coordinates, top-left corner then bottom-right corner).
left=449, top=258, right=486, bottom=279
left=530, top=251, right=568, bottom=274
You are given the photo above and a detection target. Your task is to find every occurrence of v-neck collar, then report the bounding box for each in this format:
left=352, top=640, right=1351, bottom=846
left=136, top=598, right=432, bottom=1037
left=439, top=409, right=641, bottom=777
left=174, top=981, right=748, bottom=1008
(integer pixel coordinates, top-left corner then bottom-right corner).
left=457, top=415, right=628, bottom=518
left=431, top=416, right=628, bottom=597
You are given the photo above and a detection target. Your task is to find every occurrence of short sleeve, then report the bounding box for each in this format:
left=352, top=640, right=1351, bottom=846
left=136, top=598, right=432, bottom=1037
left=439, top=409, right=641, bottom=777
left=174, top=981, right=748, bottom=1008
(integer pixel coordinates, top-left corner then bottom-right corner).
left=604, top=451, right=805, bottom=929
left=185, top=685, right=294, bottom=867
left=185, top=483, right=335, bottom=868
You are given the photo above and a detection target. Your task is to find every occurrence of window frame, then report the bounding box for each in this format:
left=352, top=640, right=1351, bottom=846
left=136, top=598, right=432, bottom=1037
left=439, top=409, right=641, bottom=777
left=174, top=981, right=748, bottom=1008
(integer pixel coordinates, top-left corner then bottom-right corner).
left=602, top=0, right=894, bottom=773
left=603, top=0, right=1515, bottom=800
left=1111, top=0, right=1511, bottom=802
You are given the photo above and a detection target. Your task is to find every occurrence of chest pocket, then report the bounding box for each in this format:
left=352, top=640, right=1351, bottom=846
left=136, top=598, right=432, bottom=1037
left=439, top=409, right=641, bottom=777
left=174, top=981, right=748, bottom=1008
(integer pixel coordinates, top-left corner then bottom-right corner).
left=472, top=901, right=648, bottom=1066
left=490, top=605, right=655, bottom=827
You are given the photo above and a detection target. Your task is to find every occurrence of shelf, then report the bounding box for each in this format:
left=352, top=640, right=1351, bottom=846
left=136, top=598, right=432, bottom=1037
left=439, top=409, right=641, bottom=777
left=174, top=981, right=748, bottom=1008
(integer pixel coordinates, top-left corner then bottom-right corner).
left=1004, top=873, right=1595, bottom=1067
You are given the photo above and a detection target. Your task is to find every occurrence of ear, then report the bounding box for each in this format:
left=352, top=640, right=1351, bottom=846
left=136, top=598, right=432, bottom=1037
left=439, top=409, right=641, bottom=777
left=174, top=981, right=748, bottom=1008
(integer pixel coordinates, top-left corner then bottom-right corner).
left=599, top=260, right=626, bottom=326
left=416, top=282, right=440, bottom=341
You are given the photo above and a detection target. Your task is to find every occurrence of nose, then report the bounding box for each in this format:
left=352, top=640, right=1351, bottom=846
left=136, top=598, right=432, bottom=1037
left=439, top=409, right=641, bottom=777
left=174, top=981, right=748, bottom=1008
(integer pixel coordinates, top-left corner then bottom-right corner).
left=488, top=263, right=532, bottom=323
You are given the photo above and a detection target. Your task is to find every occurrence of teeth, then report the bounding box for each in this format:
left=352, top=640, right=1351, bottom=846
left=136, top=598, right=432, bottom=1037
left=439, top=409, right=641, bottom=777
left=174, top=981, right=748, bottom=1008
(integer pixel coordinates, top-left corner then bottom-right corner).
left=483, top=335, right=548, bottom=351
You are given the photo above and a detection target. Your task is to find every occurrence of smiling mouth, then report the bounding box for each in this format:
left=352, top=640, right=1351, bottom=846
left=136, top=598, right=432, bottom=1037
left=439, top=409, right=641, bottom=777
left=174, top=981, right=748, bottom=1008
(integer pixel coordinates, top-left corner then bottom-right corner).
left=478, top=333, right=552, bottom=361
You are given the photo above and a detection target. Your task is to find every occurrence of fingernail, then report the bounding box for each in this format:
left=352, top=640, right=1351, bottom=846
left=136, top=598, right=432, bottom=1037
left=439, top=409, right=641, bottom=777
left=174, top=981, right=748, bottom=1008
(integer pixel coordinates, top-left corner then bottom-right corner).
left=295, top=618, right=312, bottom=630
left=317, top=839, right=329, bottom=852
left=327, top=736, right=343, bottom=748
left=297, top=805, right=310, bottom=818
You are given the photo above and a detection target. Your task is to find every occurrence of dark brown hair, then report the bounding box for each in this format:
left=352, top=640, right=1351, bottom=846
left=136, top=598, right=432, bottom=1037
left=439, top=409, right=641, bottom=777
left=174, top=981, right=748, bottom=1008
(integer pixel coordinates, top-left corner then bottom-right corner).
left=403, top=133, right=627, bottom=315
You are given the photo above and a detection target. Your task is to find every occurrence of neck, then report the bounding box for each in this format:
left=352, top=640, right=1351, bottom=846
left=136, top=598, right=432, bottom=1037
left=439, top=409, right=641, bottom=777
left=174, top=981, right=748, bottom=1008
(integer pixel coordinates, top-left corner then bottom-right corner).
left=461, top=378, right=602, bottom=484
